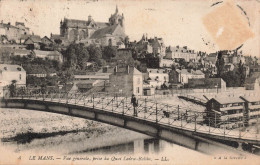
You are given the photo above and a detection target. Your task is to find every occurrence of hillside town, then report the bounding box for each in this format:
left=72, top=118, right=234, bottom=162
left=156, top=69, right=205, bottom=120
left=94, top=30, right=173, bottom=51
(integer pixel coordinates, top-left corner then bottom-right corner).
left=1, top=5, right=260, bottom=131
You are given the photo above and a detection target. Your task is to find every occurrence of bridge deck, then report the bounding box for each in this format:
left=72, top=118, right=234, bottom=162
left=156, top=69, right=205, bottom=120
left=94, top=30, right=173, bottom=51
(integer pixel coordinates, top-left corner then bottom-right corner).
left=2, top=92, right=259, bottom=145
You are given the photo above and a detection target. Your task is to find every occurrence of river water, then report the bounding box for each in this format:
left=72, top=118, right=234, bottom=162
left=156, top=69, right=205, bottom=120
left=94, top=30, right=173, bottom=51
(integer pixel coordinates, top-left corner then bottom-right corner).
left=0, top=108, right=207, bottom=155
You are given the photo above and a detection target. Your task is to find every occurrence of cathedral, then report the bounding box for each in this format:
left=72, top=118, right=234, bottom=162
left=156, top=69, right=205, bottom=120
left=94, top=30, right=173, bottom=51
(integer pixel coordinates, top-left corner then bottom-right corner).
left=59, top=6, right=126, bottom=46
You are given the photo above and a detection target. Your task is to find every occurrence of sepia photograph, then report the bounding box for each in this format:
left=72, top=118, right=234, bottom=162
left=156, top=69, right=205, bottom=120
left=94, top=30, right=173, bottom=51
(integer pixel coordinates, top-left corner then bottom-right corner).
left=0, top=0, right=260, bottom=164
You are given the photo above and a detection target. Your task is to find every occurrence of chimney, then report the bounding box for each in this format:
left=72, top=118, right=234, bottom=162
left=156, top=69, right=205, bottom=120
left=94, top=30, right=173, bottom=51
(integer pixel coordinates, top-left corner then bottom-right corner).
left=176, top=45, right=179, bottom=49
left=88, top=15, right=92, bottom=22
left=183, top=46, right=187, bottom=49
left=8, top=22, right=10, bottom=25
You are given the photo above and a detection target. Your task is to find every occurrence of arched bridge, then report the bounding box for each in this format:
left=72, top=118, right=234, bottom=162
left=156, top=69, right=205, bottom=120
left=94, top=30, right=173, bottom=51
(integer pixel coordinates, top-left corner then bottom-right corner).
left=1, top=91, right=260, bottom=152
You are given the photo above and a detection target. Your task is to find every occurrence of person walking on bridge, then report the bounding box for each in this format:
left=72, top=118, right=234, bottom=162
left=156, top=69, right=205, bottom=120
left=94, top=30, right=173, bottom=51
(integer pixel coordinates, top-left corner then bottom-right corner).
left=131, top=94, right=138, bottom=117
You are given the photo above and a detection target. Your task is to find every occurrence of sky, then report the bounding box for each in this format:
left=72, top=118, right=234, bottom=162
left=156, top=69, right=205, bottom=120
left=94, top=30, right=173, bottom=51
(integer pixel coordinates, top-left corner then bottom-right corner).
left=0, top=0, right=259, bottom=56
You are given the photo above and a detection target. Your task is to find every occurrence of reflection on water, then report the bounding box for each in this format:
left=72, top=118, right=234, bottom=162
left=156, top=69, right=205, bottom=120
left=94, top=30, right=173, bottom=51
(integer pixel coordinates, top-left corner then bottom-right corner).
left=72, top=138, right=167, bottom=155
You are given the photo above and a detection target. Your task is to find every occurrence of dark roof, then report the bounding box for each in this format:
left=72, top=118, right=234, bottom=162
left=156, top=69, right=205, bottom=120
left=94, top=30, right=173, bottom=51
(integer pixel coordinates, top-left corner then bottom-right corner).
left=90, top=25, right=120, bottom=39
left=76, top=83, right=93, bottom=89
left=96, top=22, right=110, bottom=28
left=64, top=18, right=90, bottom=28
left=15, top=22, right=25, bottom=26
left=245, top=77, right=257, bottom=84
left=0, top=35, right=8, bottom=42
left=0, top=23, right=18, bottom=29
left=25, top=35, right=41, bottom=43
left=41, top=36, right=53, bottom=43
left=20, top=34, right=30, bottom=40
left=208, top=53, right=217, bottom=57
left=211, top=97, right=244, bottom=105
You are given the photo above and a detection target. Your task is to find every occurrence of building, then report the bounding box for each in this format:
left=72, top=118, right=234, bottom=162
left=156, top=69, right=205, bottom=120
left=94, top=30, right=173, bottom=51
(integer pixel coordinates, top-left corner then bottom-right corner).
left=59, top=6, right=126, bottom=46
left=0, top=35, right=9, bottom=44
left=73, top=80, right=104, bottom=93
left=90, top=24, right=126, bottom=46
left=33, top=50, right=63, bottom=63
left=169, top=69, right=205, bottom=85
left=240, top=96, right=260, bottom=126
left=205, top=97, right=245, bottom=128
left=187, top=78, right=226, bottom=92
left=0, top=21, right=30, bottom=42
left=249, top=65, right=260, bottom=76
left=0, top=64, right=26, bottom=87
left=159, top=58, right=174, bottom=68
left=146, top=68, right=170, bottom=88
left=41, top=36, right=53, bottom=46
left=106, top=66, right=143, bottom=96
left=203, top=53, right=217, bottom=66
left=74, top=72, right=111, bottom=81
left=244, top=77, right=259, bottom=90
left=165, top=46, right=197, bottom=62
left=136, top=35, right=166, bottom=57
left=224, top=63, right=235, bottom=72
left=13, top=49, right=32, bottom=57
left=24, top=35, right=42, bottom=50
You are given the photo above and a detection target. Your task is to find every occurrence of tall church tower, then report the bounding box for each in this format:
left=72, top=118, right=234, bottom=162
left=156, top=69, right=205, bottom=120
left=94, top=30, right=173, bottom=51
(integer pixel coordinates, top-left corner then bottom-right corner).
left=109, top=5, right=125, bottom=32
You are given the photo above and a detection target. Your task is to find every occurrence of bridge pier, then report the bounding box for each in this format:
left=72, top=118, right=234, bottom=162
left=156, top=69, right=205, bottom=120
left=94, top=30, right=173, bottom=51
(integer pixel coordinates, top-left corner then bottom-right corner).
left=237, top=142, right=243, bottom=151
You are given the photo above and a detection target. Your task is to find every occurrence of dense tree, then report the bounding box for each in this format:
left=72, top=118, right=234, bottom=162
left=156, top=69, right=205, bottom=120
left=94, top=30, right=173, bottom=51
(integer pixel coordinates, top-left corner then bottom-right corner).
left=9, top=80, right=17, bottom=97
left=178, top=58, right=188, bottom=68
left=216, top=51, right=225, bottom=77
left=63, top=43, right=89, bottom=70
left=87, top=44, right=102, bottom=66
left=102, top=46, right=117, bottom=61
left=221, top=71, right=241, bottom=87
left=237, top=60, right=246, bottom=86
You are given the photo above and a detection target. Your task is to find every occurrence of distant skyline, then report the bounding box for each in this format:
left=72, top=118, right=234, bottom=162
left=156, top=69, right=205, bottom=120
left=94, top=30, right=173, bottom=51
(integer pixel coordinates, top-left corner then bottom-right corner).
left=0, top=0, right=259, bottom=56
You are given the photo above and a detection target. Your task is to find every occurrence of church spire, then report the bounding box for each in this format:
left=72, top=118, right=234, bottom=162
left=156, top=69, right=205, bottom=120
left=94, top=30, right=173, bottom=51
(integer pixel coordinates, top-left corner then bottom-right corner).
left=116, top=5, right=118, bottom=13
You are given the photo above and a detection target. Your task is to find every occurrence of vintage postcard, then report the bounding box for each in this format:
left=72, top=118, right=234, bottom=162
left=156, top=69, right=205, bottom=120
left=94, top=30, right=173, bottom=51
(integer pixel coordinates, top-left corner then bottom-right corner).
left=0, top=0, right=260, bottom=164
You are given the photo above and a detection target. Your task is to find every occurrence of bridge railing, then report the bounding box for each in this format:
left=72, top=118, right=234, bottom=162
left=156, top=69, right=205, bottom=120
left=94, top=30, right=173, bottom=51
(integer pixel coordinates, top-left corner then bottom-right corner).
left=6, top=90, right=260, bottom=142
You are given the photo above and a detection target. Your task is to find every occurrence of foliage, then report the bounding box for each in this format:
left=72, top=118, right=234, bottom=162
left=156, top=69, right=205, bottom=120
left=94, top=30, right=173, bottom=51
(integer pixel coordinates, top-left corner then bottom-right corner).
left=26, top=75, right=59, bottom=87
left=87, top=44, right=102, bottom=66
left=102, top=46, right=117, bottom=61
left=237, top=60, right=246, bottom=86
left=63, top=43, right=89, bottom=70
left=216, top=51, right=225, bottom=77
left=221, top=62, right=245, bottom=87
left=178, top=58, right=188, bottom=68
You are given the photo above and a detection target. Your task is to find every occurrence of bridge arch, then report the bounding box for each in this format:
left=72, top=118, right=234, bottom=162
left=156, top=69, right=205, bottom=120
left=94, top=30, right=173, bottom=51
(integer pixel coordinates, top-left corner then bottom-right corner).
left=1, top=98, right=249, bottom=155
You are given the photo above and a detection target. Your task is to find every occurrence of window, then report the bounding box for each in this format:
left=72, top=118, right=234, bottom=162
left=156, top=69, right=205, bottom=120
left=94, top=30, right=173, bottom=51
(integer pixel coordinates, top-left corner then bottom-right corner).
left=19, top=74, right=21, bottom=80
left=108, top=39, right=112, bottom=46
left=137, top=78, right=140, bottom=84
left=137, top=87, right=140, bottom=93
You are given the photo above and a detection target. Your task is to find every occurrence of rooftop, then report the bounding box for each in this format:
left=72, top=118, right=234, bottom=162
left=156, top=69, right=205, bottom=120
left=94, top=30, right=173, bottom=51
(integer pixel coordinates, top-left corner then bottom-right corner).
left=240, top=96, right=260, bottom=103
left=90, top=24, right=122, bottom=39
left=212, top=96, right=244, bottom=105
left=0, top=64, right=25, bottom=72
left=147, top=68, right=170, bottom=74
